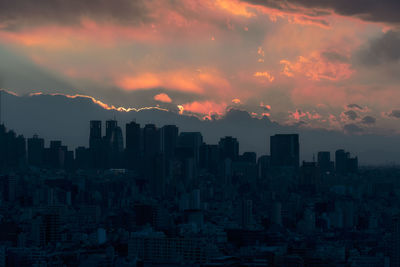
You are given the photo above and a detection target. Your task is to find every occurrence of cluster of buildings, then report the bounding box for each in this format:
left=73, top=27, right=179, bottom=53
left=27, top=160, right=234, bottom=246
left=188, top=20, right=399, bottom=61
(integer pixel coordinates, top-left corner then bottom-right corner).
left=0, top=120, right=398, bottom=266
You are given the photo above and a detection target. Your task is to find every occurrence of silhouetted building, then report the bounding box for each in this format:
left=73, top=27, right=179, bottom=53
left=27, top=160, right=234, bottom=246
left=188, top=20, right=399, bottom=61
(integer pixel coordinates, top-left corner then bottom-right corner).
left=75, top=146, right=91, bottom=169
left=219, top=136, right=239, bottom=161
left=257, top=155, right=270, bottom=180
left=143, top=124, right=161, bottom=158
left=270, top=134, right=299, bottom=169
left=317, top=151, right=333, bottom=173
left=28, top=135, right=44, bottom=167
left=89, top=120, right=104, bottom=168
left=300, top=161, right=320, bottom=193
left=105, top=120, right=118, bottom=141
left=392, top=214, right=400, bottom=267
left=126, top=121, right=142, bottom=169
left=161, top=125, right=179, bottom=160
left=179, top=132, right=203, bottom=165
left=335, top=149, right=358, bottom=175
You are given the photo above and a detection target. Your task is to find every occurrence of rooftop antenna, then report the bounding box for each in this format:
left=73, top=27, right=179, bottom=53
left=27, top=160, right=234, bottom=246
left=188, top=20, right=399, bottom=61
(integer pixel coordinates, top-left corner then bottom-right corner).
left=313, top=153, right=315, bottom=162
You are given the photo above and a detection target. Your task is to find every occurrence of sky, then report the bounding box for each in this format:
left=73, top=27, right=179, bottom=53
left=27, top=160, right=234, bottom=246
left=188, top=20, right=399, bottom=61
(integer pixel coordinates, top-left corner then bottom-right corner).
left=0, top=0, right=400, bottom=134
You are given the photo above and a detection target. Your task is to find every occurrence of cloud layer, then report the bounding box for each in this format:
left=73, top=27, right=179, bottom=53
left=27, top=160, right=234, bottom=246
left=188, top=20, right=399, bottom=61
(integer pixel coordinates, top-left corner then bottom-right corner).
left=0, top=0, right=399, bottom=135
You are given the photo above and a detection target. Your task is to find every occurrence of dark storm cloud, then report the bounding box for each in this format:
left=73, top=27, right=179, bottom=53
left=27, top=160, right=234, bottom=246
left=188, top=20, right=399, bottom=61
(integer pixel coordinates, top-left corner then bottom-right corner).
left=0, top=0, right=150, bottom=30
left=361, top=115, right=376, bottom=125
left=344, top=110, right=358, bottom=120
left=244, top=0, right=400, bottom=24
left=388, top=110, right=400, bottom=118
left=357, top=30, right=400, bottom=66
left=347, top=104, right=363, bottom=110
left=344, top=123, right=363, bottom=134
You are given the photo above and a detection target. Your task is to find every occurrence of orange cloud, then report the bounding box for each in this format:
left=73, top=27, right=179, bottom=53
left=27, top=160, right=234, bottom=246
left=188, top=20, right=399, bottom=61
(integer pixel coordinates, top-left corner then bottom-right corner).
left=180, top=100, right=228, bottom=118
left=154, top=93, right=172, bottom=103
left=254, top=71, right=275, bottom=82
left=116, top=69, right=232, bottom=97
left=280, top=51, right=354, bottom=81
left=215, top=0, right=255, bottom=18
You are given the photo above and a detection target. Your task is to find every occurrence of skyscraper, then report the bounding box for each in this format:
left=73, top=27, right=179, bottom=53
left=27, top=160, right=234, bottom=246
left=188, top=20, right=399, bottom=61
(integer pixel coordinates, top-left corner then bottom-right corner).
left=126, top=121, right=141, bottom=155
left=219, top=136, right=239, bottom=161
left=89, top=120, right=104, bottom=168
left=335, top=149, right=348, bottom=174
left=178, top=132, right=203, bottom=165
left=270, top=134, right=299, bottom=169
left=161, top=125, right=179, bottom=160
left=143, top=124, right=161, bottom=159
left=89, top=120, right=102, bottom=149
left=317, top=151, right=332, bottom=173
left=28, top=134, right=44, bottom=166
left=105, top=120, right=118, bottom=140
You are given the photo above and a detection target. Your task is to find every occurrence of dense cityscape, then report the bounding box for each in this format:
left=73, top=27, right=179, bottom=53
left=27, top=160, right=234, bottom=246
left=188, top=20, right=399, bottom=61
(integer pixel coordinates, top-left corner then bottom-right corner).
left=0, top=119, right=398, bottom=266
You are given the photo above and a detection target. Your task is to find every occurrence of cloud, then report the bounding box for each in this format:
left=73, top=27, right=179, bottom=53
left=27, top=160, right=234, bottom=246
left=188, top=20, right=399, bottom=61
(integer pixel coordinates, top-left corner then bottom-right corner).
left=357, top=30, right=400, bottom=66
left=343, top=110, right=358, bottom=120
left=387, top=109, right=400, bottom=118
left=347, top=103, right=363, bottom=110
left=154, top=93, right=172, bottom=103
left=280, top=51, right=354, bottom=81
left=253, top=71, right=275, bottom=82
left=242, top=0, right=400, bottom=24
left=0, top=0, right=150, bottom=30
left=361, top=115, right=376, bottom=124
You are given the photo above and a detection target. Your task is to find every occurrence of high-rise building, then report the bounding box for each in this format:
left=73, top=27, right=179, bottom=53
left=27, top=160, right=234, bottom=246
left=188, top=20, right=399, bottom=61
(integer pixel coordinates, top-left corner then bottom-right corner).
left=143, top=124, right=161, bottom=158
left=105, top=120, right=118, bottom=140
left=161, top=125, right=178, bottom=160
left=126, top=121, right=141, bottom=154
left=335, top=149, right=347, bottom=174
left=335, top=149, right=358, bottom=174
left=270, top=134, right=299, bottom=169
left=240, top=199, right=253, bottom=229
left=28, top=135, right=44, bottom=166
left=391, top=214, right=400, bottom=267
left=89, top=120, right=102, bottom=147
left=178, top=132, right=203, bottom=165
left=317, top=151, right=332, bottom=173
left=219, top=136, right=239, bottom=161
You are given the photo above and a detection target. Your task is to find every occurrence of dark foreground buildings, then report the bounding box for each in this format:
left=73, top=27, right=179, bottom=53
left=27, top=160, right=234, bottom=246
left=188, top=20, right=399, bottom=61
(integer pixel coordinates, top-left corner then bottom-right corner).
left=1, top=120, right=398, bottom=267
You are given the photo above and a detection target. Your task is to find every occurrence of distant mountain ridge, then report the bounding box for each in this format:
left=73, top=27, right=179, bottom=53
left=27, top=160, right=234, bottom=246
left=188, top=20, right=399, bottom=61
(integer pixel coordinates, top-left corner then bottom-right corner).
left=1, top=91, right=399, bottom=165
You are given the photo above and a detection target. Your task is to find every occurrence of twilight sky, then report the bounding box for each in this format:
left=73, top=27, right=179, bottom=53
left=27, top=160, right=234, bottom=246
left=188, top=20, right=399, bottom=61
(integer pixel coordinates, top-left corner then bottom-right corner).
left=0, top=0, right=400, bottom=134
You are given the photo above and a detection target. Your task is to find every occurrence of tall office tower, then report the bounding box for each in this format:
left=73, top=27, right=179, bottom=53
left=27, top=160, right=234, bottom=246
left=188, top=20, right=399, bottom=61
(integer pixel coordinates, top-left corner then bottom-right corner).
left=143, top=124, right=161, bottom=158
left=105, top=120, right=118, bottom=140
left=161, top=125, right=179, bottom=160
left=199, top=144, right=219, bottom=173
left=335, top=149, right=348, bottom=174
left=240, top=152, right=257, bottom=163
left=317, top=151, right=332, bottom=173
left=89, top=120, right=102, bottom=148
left=270, top=134, right=299, bottom=169
left=89, top=120, right=104, bottom=168
left=178, top=132, right=203, bottom=165
left=106, top=123, right=124, bottom=168
left=219, top=136, right=239, bottom=161
left=126, top=121, right=142, bottom=169
left=126, top=121, right=141, bottom=154
left=392, top=214, right=400, bottom=267
left=110, top=126, right=124, bottom=153
left=28, top=135, right=45, bottom=166
left=240, top=199, right=253, bottom=229
left=257, top=155, right=270, bottom=180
